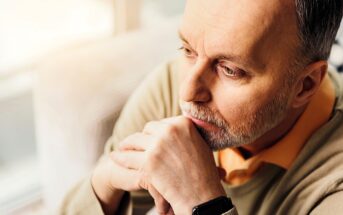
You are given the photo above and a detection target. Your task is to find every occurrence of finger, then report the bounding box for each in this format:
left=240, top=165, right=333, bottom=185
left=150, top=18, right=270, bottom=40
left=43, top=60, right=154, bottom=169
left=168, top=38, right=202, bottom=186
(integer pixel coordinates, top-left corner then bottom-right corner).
left=142, top=120, right=176, bottom=136
left=159, top=116, right=186, bottom=124
left=118, top=132, right=152, bottom=151
left=110, top=150, right=145, bottom=170
left=95, top=156, right=142, bottom=191
left=142, top=121, right=166, bottom=135
left=111, top=165, right=141, bottom=191
left=148, top=185, right=172, bottom=215
left=143, top=116, right=192, bottom=135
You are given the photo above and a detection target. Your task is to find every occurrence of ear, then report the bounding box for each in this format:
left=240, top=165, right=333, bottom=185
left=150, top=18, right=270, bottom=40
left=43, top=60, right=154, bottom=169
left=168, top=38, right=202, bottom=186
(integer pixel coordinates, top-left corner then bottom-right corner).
left=292, top=61, right=327, bottom=108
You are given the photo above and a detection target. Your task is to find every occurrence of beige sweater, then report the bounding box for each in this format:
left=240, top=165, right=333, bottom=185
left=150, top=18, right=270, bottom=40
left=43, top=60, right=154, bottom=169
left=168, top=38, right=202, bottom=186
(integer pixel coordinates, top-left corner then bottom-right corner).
left=60, top=59, right=343, bottom=215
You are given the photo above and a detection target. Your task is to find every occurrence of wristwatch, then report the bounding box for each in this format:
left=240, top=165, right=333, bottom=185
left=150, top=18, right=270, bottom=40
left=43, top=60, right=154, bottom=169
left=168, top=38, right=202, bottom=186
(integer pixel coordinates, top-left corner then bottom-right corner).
left=192, top=196, right=235, bottom=215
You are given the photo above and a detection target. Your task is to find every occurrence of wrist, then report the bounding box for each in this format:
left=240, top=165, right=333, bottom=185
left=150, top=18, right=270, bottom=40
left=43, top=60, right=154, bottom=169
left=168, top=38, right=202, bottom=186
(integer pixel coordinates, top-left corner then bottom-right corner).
left=174, top=186, right=226, bottom=214
left=91, top=174, right=125, bottom=214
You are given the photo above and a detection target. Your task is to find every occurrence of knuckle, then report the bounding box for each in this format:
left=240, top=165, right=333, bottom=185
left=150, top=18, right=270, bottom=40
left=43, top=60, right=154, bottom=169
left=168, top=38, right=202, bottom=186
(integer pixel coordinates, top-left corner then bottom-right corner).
left=164, top=124, right=178, bottom=135
left=146, top=149, right=160, bottom=169
left=155, top=138, right=164, bottom=148
left=150, top=135, right=164, bottom=148
left=149, top=149, right=160, bottom=162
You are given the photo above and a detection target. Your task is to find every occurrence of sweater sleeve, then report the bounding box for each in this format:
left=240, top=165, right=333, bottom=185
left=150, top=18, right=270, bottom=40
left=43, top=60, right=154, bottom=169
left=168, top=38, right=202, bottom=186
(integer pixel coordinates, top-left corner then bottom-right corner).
left=59, top=60, right=181, bottom=215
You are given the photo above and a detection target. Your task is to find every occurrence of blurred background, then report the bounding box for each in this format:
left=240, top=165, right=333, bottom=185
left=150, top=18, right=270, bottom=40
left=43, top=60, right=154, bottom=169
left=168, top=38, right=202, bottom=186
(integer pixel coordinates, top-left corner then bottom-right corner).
left=0, top=0, right=184, bottom=214
left=0, top=0, right=342, bottom=214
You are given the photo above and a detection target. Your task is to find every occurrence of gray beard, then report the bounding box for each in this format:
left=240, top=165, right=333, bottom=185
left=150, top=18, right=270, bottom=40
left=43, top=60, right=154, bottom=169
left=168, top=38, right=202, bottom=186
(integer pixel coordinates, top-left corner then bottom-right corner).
left=182, top=92, right=289, bottom=151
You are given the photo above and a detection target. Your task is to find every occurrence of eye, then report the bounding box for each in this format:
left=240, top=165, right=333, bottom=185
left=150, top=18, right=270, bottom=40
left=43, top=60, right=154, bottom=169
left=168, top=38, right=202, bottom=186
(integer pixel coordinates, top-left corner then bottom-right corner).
left=216, top=63, right=246, bottom=79
left=222, top=67, right=236, bottom=77
left=178, top=45, right=195, bottom=58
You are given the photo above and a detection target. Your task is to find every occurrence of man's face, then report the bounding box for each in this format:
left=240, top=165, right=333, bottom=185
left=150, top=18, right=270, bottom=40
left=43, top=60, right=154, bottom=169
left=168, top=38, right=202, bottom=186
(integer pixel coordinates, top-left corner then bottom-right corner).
left=179, top=0, right=300, bottom=150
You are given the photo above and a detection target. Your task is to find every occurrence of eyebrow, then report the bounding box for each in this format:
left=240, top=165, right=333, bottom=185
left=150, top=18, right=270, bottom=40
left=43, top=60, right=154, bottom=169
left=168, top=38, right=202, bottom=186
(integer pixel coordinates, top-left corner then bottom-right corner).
left=178, top=30, right=266, bottom=71
left=178, top=31, right=189, bottom=44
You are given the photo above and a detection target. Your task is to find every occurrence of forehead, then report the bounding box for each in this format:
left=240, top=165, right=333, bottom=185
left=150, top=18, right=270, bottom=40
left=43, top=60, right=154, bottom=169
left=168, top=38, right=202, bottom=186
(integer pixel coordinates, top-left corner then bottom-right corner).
left=180, top=0, right=298, bottom=71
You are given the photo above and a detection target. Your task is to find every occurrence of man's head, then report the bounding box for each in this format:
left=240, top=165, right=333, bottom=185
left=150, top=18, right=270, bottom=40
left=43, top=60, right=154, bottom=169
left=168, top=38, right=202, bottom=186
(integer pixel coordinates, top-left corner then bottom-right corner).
left=178, top=0, right=343, bottom=151
left=295, top=0, right=343, bottom=63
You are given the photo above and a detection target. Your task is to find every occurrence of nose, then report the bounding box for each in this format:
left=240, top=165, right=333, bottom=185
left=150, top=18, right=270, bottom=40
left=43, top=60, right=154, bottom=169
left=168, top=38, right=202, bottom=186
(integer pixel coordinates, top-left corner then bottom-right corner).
left=179, top=60, right=212, bottom=103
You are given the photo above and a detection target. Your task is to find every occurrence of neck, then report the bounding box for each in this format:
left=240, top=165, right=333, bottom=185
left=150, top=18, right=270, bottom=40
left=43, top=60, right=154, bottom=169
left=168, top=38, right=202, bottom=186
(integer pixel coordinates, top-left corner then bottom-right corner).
left=241, top=105, right=307, bottom=156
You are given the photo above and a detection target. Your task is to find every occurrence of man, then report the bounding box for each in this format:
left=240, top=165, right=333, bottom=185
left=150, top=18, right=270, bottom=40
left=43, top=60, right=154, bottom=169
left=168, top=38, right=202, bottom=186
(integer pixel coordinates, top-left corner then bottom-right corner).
left=61, top=0, right=343, bottom=214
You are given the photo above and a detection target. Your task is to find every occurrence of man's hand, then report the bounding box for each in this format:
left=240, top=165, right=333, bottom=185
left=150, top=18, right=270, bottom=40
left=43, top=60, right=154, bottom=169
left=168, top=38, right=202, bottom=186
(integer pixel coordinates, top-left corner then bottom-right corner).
left=91, top=153, right=141, bottom=214
left=91, top=136, right=174, bottom=214
left=112, top=116, right=226, bottom=214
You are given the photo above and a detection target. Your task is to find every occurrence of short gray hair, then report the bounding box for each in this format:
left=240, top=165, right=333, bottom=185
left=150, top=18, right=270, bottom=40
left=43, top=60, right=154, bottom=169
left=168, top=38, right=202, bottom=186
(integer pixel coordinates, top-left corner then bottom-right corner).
left=295, top=0, right=343, bottom=62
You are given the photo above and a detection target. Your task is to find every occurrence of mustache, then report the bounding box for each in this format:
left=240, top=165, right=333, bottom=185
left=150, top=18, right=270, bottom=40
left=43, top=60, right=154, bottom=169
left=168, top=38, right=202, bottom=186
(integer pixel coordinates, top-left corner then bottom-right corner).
left=180, top=102, right=228, bottom=129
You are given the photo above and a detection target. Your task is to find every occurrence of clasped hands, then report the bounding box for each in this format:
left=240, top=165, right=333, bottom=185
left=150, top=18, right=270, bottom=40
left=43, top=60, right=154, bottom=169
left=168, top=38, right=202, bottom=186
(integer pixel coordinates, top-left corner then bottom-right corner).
left=92, top=116, right=226, bottom=215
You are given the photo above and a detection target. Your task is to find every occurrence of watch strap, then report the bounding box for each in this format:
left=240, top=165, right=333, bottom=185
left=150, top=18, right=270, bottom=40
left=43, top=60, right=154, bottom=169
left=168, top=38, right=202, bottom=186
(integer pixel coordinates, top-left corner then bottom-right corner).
left=192, top=196, right=234, bottom=215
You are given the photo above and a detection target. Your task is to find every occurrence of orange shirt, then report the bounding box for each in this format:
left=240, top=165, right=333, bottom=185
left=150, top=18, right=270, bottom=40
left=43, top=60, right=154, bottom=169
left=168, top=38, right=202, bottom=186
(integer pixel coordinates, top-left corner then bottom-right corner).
left=219, top=75, right=336, bottom=185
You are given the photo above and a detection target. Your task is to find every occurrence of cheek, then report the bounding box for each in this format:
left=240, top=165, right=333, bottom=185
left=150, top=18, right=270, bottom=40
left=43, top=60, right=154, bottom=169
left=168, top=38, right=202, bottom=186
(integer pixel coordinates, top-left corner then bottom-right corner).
left=178, top=58, right=194, bottom=83
left=214, top=94, right=257, bottom=125
left=212, top=79, right=276, bottom=124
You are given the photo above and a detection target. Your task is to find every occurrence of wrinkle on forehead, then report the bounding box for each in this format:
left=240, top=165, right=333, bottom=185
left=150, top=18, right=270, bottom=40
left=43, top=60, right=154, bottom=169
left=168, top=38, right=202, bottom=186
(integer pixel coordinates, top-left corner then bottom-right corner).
left=181, top=0, right=298, bottom=72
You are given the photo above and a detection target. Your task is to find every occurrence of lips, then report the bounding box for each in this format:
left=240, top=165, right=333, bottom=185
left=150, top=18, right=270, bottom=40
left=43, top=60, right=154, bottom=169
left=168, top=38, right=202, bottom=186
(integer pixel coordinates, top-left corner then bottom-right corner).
left=184, top=114, right=218, bottom=132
